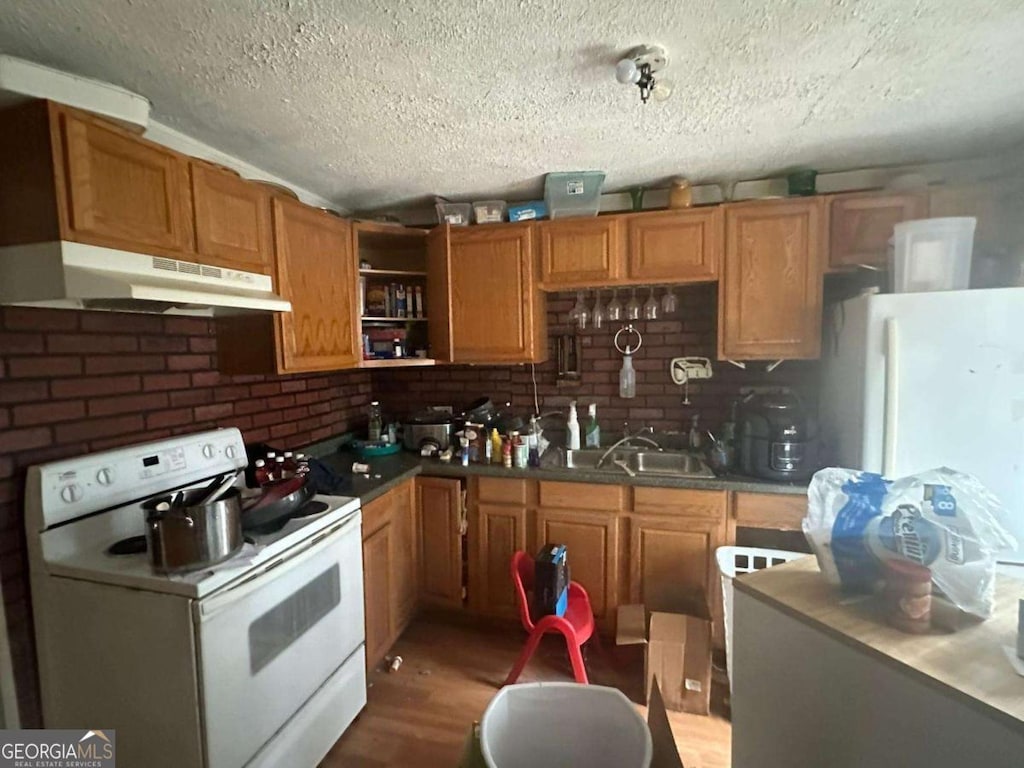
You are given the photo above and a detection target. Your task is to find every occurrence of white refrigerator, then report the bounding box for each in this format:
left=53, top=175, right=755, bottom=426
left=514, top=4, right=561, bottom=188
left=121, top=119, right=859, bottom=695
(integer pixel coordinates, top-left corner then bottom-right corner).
left=820, top=288, right=1024, bottom=562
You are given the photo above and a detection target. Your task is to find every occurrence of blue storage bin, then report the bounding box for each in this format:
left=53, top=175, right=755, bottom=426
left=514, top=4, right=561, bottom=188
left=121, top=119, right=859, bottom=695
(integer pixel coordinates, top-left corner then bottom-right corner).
left=508, top=201, right=548, bottom=222
left=544, top=171, right=605, bottom=218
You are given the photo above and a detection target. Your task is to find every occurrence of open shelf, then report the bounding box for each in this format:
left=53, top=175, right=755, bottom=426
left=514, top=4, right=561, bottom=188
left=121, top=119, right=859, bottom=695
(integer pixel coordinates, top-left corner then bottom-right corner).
left=358, top=268, right=428, bottom=278
left=360, top=358, right=437, bottom=369
left=361, top=316, right=429, bottom=322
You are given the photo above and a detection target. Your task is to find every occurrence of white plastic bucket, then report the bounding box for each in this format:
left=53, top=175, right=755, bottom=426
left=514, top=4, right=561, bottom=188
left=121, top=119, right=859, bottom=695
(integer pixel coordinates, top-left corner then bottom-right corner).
left=479, top=682, right=652, bottom=768
left=716, top=546, right=807, bottom=691
left=891, top=217, right=976, bottom=293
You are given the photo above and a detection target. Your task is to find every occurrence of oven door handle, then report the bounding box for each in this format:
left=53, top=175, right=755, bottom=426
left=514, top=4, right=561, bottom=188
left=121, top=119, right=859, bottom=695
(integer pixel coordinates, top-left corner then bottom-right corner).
left=197, top=514, right=360, bottom=620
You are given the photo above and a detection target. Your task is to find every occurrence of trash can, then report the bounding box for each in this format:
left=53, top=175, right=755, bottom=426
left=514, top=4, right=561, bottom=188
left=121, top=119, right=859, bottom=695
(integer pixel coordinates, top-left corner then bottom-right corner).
left=716, top=546, right=807, bottom=691
left=479, top=682, right=652, bottom=768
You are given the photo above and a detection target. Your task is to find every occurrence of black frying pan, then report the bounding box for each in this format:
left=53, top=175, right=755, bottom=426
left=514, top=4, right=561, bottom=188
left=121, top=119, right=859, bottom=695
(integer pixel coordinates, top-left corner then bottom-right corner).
left=242, top=476, right=314, bottom=530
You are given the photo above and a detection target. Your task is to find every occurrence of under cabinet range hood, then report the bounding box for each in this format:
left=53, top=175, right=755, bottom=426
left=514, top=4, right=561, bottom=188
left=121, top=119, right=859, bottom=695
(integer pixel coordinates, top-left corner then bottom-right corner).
left=0, top=241, right=291, bottom=315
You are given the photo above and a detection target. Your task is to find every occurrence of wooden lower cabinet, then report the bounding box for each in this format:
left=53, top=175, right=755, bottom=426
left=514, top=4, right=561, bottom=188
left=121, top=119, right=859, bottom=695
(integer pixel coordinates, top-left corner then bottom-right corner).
left=360, top=479, right=419, bottom=670
left=535, top=507, right=621, bottom=628
left=362, top=521, right=393, bottom=669
left=416, top=476, right=464, bottom=609
left=628, top=514, right=725, bottom=612
left=470, top=503, right=528, bottom=618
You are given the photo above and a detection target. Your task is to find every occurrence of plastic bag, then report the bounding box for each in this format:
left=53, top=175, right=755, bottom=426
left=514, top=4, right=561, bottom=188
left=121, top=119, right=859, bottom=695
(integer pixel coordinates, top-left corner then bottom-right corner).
left=802, top=467, right=1017, bottom=619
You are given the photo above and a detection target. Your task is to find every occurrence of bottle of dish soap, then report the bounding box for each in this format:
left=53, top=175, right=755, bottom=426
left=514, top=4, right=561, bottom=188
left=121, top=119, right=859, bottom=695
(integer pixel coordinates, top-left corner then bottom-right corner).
left=585, top=403, right=600, bottom=448
left=688, top=414, right=704, bottom=451
left=567, top=401, right=581, bottom=451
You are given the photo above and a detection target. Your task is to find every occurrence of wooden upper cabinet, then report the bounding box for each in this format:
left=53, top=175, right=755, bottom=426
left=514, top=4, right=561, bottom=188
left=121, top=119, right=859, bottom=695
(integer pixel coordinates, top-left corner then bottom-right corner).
left=56, top=105, right=193, bottom=256
left=273, top=198, right=360, bottom=372
left=828, top=192, right=926, bottom=269
left=428, top=224, right=547, bottom=364
left=539, top=216, right=623, bottom=288
left=719, top=198, right=824, bottom=360
left=190, top=161, right=273, bottom=274
left=625, top=208, right=722, bottom=282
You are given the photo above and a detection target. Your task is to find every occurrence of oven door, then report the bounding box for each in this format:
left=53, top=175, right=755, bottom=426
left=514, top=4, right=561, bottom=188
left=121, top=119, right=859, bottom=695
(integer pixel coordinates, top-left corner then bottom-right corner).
left=194, top=512, right=364, bottom=768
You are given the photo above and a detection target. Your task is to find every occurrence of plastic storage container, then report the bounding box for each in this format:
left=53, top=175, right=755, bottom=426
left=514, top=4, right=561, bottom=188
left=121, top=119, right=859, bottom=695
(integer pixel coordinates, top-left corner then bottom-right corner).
left=508, top=200, right=548, bottom=222
left=544, top=171, right=605, bottom=218
left=473, top=200, right=506, bottom=224
left=891, top=217, right=976, bottom=293
left=716, top=545, right=807, bottom=691
left=435, top=202, right=473, bottom=226
left=480, top=682, right=651, bottom=768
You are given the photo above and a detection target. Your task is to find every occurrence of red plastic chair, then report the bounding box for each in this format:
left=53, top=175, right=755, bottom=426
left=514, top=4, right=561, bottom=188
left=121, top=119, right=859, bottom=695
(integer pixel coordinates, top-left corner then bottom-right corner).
left=503, top=550, right=596, bottom=686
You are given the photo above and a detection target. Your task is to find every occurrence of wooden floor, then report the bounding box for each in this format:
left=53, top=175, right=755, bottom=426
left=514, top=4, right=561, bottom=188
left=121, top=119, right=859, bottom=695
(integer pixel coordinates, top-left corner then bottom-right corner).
left=322, top=612, right=731, bottom=768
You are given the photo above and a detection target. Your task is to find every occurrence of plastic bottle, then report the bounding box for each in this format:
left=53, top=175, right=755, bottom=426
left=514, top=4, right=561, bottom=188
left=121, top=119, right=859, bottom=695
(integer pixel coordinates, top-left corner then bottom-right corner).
left=295, top=453, right=310, bottom=476
left=368, top=401, right=383, bottom=442
left=283, top=451, right=297, bottom=475
left=688, top=414, right=703, bottom=451
left=502, top=436, right=513, bottom=468
left=254, top=459, right=271, bottom=486
left=619, top=349, right=636, bottom=399
left=566, top=401, right=581, bottom=451
left=490, top=429, right=503, bottom=465
left=527, top=416, right=541, bottom=468
left=484, top=432, right=493, bottom=464
left=274, top=455, right=289, bottom=480
left=585, top=403, right=601, bottom=448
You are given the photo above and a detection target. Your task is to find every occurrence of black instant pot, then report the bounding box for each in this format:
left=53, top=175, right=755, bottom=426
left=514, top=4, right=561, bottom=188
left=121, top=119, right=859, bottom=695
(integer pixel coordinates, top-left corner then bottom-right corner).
left=737, top=393, right=818, bottom=482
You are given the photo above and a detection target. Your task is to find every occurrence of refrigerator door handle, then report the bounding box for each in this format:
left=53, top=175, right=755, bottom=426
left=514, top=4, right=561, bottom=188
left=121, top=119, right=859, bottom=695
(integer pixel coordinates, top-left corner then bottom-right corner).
left=883, top=317, right=899, bottom=476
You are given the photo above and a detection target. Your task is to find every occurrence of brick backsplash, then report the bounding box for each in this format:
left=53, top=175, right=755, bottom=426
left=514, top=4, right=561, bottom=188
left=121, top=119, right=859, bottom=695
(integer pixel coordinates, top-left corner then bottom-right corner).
left=0, top=306, right=371, bottom=726
left=372, top=284, right=821, bottom=434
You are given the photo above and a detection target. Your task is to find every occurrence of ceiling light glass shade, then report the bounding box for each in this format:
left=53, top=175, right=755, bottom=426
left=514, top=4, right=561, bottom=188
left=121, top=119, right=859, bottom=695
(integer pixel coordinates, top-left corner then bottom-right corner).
left=616, top=59, right=640, bottom=84
left=651, top=79, right=674, bottom=102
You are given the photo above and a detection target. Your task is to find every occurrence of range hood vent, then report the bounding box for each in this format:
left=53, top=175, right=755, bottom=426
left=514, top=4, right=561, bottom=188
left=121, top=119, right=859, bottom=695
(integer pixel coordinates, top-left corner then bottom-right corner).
left=0, top=241, right=291, bottom=316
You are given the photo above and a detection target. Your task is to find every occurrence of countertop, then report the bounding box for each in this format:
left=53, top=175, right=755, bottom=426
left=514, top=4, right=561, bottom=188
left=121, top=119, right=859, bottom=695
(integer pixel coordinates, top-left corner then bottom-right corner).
left=734, top=557, right=1024, bottom=730
left=317, top=448, right=808, bottom=505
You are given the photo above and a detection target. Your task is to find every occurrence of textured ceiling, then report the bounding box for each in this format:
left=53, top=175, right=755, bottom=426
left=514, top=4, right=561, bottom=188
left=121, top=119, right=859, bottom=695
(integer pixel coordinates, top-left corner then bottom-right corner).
left=3, top=0, right=1024, bottom=212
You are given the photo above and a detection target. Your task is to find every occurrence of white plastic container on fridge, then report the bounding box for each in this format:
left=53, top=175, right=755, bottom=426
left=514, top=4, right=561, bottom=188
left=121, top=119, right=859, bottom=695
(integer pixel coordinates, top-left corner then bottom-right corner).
left=891, top=217, right=976, bottom=292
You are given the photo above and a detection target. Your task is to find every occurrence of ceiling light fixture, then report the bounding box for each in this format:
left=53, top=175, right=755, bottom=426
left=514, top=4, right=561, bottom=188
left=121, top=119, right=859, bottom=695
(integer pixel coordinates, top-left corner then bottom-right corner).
left=615, top=45, right=673, bottom=104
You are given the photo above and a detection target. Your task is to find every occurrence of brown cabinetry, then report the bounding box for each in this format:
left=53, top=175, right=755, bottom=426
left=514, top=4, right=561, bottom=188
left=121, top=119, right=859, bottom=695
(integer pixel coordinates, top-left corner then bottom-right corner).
left=719, top=198, right=825, bottom=360
left=360, top=480, right=419, bottom=670
left=416, top=476, right=464, bottom=609
left=217, top=198, right=360, bottom=374
left=535, top=502, right=622, bottom=628
left=428, top=224, right=546, bottom=363
left=539, top=217, right=623, bottom=288
left=190, top=160, right=273, bottom=274
left=625, top=208, right=722, bottom=283
left=471, top=502, right=528, bottom=618
left=828, top=192, right=926, bottom=269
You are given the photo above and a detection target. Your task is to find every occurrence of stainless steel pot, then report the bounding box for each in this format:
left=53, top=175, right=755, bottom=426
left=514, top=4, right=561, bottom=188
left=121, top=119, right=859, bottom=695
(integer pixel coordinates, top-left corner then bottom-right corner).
left=144, top=487, right=244, bottom=573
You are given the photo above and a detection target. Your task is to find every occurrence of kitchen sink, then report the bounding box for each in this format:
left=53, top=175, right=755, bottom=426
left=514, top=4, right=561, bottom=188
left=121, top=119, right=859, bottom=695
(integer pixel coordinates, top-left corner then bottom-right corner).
left=563, top=448, right=715, bottom=479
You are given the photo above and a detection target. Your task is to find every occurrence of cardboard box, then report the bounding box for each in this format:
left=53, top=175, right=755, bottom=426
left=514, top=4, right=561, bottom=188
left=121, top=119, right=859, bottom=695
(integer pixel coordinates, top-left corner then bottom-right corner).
left=617, top=598, right=712, bottom=715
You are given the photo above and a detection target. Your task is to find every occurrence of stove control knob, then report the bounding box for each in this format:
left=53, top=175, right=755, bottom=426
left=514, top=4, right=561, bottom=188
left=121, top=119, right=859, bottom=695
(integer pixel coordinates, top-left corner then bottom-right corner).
left=225, top=445, right=237, bottom=460
left=96, top=468, right=115, bottom=486
left=202, top=443, right=216, bottom=459
left=60, top=484, right=83, bottom=504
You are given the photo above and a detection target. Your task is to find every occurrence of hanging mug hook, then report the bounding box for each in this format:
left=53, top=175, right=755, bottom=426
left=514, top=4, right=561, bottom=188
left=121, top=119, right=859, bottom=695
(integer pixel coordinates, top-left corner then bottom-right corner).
left=614, top=324, right=643, bottom=356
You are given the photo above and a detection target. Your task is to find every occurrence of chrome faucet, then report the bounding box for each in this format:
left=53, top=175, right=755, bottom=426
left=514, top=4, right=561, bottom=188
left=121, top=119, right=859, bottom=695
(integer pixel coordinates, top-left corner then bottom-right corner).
left=596, top=426, right=663, bottom=469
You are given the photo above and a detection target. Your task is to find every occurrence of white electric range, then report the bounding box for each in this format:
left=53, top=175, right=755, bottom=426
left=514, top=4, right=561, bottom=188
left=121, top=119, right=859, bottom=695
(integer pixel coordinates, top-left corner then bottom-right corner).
left=25, top=428, right=366, bottom=768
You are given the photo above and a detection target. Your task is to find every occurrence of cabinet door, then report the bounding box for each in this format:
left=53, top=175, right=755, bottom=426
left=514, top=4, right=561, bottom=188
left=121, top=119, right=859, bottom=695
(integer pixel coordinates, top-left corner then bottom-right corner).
left=58, top=106, right=192, bottom=255
left=390, top=480, right=419, bottom=634
left=191, top=161, right=273, bottom=274
left=416, top=477, right=464, bottom=609
left=535, top=507, right=620, bottom=626
left=539, top=217, right=623, bottom=287
left=272, top=198, right=360, bottom=372
left=625, top=208, right=722, bottom=282
left=362, top=522, right=393, bottom=669
left=629, top=515, right=724, bottom=612
left=828, top=192, right=926, bottom=269
left=719, top=199, right=824, bottom=360
left=470, top=502, right=528, bottom=618
left=441, top=224, right=546, bottom=363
